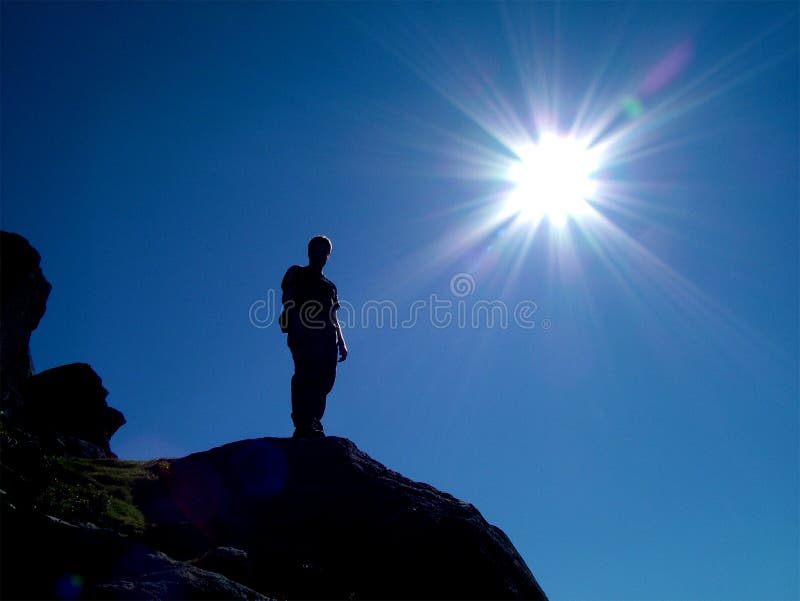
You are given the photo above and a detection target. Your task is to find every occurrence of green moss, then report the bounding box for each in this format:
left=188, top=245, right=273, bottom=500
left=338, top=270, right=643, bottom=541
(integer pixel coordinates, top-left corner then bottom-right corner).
left=107, top=496, right=145, bottom=531
left=34, top=456, right=163, bottom=535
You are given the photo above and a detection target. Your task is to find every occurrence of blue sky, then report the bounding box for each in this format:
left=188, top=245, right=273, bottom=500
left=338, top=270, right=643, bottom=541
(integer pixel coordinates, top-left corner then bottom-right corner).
left=2, top=2, right=797, bottom=599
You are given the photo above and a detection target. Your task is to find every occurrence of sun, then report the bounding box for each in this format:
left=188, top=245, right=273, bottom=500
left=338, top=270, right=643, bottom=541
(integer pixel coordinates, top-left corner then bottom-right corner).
left=505, top=133, right=601, bottom=227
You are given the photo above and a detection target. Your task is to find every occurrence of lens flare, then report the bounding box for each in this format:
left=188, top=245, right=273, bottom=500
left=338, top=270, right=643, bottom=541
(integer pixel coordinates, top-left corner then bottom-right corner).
left=504, top=134, right=601, bottom=227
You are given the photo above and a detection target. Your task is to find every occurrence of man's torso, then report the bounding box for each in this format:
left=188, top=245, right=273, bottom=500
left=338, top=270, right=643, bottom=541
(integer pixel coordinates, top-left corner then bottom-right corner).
left=281, top=265, right=339, bottom=338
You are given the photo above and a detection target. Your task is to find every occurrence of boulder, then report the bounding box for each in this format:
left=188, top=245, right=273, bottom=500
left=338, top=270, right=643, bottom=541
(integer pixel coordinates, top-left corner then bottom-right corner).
left=92, top=552, right=271, bottom=600
left=192, top=547, right=251, bottom=588
left=136, top=436, right=548, bottom=600
left=0, top=505, right=270, bottom=600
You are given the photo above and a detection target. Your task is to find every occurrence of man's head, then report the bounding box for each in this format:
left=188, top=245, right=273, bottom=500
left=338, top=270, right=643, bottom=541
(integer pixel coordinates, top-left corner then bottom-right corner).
left=307, top=235, right=333, bottom=271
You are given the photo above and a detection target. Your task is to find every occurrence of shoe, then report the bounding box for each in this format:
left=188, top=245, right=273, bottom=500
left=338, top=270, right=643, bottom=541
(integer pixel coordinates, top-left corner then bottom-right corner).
left=292, top=427, right=325, bottom=439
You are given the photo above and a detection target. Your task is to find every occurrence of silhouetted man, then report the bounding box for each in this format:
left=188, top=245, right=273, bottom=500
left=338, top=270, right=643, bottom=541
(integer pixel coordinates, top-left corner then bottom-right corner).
left=280, top=235, right=348, bottom=438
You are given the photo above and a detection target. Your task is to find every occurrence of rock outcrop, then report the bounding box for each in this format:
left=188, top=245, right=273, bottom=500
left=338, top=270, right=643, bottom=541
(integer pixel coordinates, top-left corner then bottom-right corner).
left=21, top=362, right=126, bottom=458
left=1, top=436, right=548, bottom=599
left=0, top=231, right=52, bottom=413
left=0, top=231, right=125, bottom=459
left=136, top=436, right=547, bottom=600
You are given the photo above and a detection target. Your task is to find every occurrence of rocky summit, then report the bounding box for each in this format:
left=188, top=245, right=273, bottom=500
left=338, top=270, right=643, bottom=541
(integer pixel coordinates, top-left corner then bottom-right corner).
left=0, top=231, right=548, bottom=600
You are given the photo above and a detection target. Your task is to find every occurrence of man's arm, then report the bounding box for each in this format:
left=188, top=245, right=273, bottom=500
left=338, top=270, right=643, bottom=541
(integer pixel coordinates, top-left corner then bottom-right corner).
left=331, top=285, right=348, bottom=362
left=333, top=311, right=348, bottom=362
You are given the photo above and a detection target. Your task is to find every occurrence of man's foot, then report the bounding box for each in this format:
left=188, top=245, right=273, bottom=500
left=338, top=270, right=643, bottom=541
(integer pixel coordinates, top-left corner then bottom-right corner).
left=292, top=427, right=325, bottom=439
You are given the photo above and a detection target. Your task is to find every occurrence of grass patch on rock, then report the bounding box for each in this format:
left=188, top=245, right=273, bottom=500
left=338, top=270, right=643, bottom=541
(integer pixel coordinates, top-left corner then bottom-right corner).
left=35, top=457, right=164, bottom=535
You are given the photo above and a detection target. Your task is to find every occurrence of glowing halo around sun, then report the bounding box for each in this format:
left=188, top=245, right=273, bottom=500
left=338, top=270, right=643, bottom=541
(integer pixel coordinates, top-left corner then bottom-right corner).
left=503, top=133, right=604, bottom=228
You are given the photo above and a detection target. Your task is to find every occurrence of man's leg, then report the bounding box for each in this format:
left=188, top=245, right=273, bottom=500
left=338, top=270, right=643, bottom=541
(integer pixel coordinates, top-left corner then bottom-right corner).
left=290, top=342, right=315, bottom=435
left=290, top=333, right=337, bottom=437
left=308, top=342, right=337, bottom=432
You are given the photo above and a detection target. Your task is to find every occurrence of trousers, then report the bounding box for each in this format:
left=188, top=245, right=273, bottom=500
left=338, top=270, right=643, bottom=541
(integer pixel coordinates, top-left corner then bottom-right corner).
left=288, top=330, right=338, bottom=432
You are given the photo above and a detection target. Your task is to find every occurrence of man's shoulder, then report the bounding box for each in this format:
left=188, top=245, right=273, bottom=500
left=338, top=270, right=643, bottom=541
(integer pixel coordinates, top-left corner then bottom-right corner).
left=282, top=265, right=336, bottom=291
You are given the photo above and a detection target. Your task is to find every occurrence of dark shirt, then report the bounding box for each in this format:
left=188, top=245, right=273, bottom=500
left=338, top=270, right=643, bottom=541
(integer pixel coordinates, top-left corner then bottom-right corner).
left=281, top=265, right=340, bottom=335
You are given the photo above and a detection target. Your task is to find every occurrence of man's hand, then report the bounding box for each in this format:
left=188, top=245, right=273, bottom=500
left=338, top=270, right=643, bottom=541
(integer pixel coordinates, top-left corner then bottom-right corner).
left=337, top=339, right=348, bottom=362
